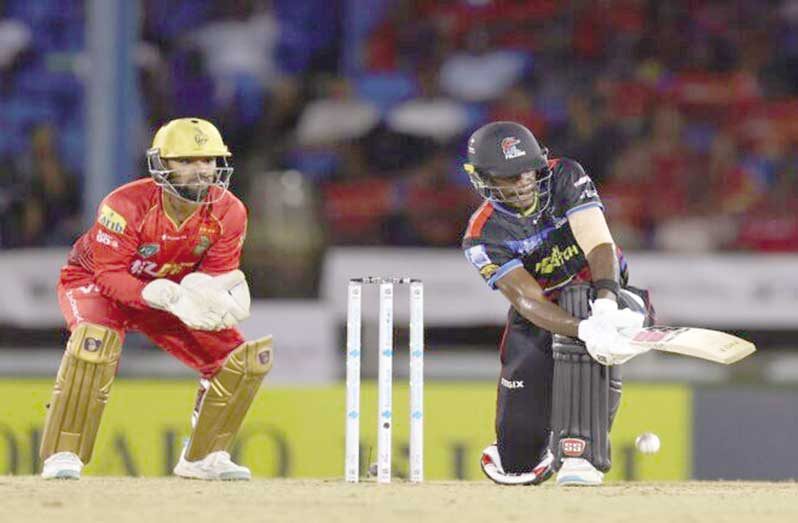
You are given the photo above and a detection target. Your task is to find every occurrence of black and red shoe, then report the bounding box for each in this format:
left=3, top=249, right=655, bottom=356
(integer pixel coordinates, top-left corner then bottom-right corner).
left=480, top=443, right=554, bottom=486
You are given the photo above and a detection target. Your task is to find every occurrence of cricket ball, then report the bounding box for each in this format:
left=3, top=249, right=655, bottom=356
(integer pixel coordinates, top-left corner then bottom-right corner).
left=635, top=432, right=661, bottom=454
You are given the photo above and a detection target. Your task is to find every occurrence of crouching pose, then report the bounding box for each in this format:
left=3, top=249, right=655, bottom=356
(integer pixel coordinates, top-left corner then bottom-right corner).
left=41, top=118, right=272, bottom=480
left=461, top=121, right=653, bottom=486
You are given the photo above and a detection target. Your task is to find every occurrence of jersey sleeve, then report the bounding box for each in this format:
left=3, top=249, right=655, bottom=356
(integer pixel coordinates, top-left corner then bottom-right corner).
left=462, top=235, right=520, bottom=290
left=552, top=158, right=604, bottom=217
left=90, top=197, right=149, bottom=309
left=197, top=199, right=248, bottom=275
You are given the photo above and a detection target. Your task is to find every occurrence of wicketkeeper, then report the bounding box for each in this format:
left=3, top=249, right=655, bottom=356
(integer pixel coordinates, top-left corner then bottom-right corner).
left=462, top=121, right=653, bottom=486
left=41, top=118, right=273, bottom=480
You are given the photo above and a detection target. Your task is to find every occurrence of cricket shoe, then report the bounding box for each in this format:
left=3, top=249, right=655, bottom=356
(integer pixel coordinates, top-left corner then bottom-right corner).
left=480, top=443, right=554, bottom=486
left=555, top=457, right=604, bottom=486
left=41, top=451, right=83, bottom=480
left=174, top=450, right=251, bottom=481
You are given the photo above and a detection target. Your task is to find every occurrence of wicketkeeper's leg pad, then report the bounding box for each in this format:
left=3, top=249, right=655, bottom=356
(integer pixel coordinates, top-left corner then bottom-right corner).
left=185, top=335, right=273, bottom=461
left=550, top=283, right=617, bottom=472
left=40, top=323, right=122, bottom=463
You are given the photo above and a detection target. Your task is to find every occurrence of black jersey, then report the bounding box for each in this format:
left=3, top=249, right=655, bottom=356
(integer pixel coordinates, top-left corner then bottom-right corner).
left=462, top=158, right=628, bottom=301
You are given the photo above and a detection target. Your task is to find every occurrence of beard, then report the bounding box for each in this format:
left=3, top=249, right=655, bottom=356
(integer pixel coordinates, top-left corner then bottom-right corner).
left=174, top=183, right=209, bottom=203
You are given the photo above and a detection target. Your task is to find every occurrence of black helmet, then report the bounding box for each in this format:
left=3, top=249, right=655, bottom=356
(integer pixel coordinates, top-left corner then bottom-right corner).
left=464, top=121, right=552, bottom=213
left=466, top=121, right=548, bottom=177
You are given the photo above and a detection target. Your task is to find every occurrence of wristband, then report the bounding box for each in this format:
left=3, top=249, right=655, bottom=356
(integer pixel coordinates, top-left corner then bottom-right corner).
left=593, top=279, right=620, bottom=298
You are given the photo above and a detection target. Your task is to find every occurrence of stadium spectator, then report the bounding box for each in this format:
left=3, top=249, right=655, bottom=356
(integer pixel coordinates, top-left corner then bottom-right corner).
left=5, top=0, right=798, bottom=254
left=3, top=124, right=81, bottom=247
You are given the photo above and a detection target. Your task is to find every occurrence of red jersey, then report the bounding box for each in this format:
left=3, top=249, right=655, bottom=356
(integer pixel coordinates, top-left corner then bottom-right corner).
left=61, top=178, right=248, bottom=310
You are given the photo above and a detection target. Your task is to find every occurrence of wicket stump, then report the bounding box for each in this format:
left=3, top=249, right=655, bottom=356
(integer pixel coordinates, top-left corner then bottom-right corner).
left=345, top=277, right=424, bottom=483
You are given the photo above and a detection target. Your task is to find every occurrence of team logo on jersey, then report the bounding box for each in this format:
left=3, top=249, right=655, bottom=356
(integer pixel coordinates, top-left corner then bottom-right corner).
left=98, top=204, right=127, bottom=234
left=138, top=243, right=160, bottom=258
left=193, top=235, right=211, bottom=256
left=500, top=137, right=526, bottom=160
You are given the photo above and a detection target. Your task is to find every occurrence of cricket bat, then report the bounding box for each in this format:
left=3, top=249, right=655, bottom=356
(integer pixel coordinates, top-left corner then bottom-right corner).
left=619, top=326, right=756, bottom=365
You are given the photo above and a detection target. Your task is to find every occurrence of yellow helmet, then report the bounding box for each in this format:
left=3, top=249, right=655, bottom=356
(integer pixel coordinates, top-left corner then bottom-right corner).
left=151, top=117, right=231, bottom=158
left=146, top=117, right=233, bottom=204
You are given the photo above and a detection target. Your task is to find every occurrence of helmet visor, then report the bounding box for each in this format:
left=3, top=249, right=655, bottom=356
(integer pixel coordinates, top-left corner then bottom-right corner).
left=147, top=148, right=233, bottom=204
left=465, top=164, right=553, bottom=211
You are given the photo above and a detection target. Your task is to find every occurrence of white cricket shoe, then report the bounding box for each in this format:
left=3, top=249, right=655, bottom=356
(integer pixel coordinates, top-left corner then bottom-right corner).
left=174, top=450, right=251, bottom=481
left=41, top=451, right=83, bottom=480
left=556, top=457, right=604, bottom=486
left=480, top=443, right=554, bottom=486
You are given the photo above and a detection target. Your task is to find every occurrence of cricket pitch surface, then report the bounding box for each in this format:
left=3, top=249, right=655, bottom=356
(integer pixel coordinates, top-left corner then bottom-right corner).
left=3, top=478, right=797, bottom=523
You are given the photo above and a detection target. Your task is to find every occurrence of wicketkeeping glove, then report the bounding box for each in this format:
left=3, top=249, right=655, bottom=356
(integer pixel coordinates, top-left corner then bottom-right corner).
left=181, top=270, right=251, bottom=327
left=141, top=279, right=226, bottom=331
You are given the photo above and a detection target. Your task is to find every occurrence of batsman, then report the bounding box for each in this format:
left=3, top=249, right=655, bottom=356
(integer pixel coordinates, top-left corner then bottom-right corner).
left=41, top=118, right=273, bottom=480
left=462, top=121, right=653, bottom=486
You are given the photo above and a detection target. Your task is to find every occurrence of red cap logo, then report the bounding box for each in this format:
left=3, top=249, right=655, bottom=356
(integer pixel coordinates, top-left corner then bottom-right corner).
left=500, top=137, right=526, bottom=160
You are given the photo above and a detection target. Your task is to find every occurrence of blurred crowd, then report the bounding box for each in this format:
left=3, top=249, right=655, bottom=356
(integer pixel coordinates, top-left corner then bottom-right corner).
left=3, top=0, right=798, bottom=253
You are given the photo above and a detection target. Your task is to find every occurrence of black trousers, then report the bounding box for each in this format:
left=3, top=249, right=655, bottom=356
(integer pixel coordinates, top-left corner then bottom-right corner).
left=495, top=308, right=555, bottom=473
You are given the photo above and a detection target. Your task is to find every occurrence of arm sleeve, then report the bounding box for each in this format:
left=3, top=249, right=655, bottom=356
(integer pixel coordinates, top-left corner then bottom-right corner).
left=198, top=201, right=248, bottom=275
left=90, top=201, right=149, bottom=309
left=462, top=236, right=520, bottom=290
left=554, top=159, right=604, bottom=217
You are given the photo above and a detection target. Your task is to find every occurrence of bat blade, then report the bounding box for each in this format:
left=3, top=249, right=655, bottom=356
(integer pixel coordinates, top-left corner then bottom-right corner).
left=620, top=326, right=756, bottom=365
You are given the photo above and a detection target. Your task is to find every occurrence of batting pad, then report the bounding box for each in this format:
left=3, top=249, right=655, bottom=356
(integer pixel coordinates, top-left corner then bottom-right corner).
left=550, top=283, right=618, bottom=472
left=40, top=323, right=122, bottom=463
left=185, top=335, right=273, bottom=461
